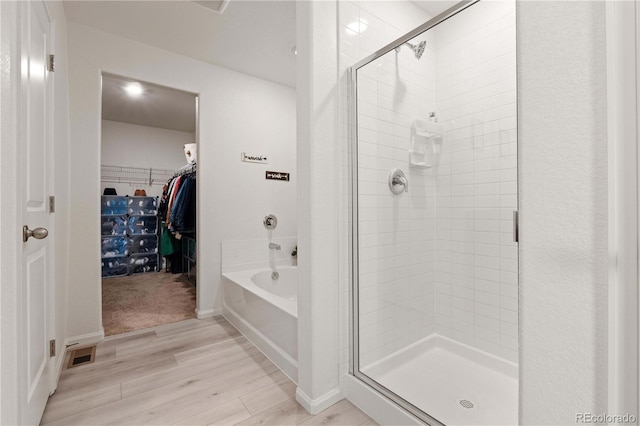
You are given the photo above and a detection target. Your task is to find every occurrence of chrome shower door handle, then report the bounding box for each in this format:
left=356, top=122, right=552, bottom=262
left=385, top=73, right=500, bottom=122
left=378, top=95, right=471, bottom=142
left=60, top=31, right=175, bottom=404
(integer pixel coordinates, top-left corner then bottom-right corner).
left=389, top=169, right=408, bottom=194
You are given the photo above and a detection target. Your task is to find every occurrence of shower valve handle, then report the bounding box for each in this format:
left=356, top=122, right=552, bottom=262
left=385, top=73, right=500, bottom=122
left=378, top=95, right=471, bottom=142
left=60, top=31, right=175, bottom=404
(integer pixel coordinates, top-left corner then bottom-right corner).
left=389, top=169, right=408, bottom=195
left=393, top=175, right=408, bottom=192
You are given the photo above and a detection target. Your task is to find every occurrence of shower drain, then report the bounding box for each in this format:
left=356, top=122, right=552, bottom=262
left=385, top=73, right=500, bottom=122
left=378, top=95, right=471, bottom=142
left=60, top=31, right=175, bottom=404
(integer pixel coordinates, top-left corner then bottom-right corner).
left=457, top=399, right=477, bottom=410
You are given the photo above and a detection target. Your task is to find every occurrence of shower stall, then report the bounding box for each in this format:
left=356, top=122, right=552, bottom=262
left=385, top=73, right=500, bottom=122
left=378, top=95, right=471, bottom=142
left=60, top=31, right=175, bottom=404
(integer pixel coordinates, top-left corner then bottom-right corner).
left=349, top=1, right=517, bottom=424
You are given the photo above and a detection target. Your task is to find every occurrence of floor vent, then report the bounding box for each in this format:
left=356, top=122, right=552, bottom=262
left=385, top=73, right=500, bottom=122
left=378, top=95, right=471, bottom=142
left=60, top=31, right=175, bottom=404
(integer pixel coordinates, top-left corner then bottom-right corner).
left=458, top=399, right=477, bottom=410
left=67, top=346, right=96, bottom=368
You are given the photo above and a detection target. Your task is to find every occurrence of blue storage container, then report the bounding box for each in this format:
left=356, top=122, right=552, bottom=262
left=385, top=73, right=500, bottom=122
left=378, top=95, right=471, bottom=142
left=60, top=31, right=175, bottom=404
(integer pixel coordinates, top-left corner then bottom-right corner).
left=100, top=195, right=159, bottom=276
left=101, top=196, right=127, bottom=215
left=101, top=216, right=127, bottom=236
left=101, top=256, right=128, bottom=277
left=127, top=196, right=158, bottom=216
left=128, top=235, right=158, bottom=255
left=101, top=236, right=128, bottom=257
left=128, top=254, right=158, bottom=274
left=127, top=216, right=158, bottom=235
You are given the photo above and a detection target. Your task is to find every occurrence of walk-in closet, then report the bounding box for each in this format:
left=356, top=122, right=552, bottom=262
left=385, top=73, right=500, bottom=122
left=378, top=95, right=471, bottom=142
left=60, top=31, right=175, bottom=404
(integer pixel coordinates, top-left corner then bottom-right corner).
left=100, top=74, right=198, bottom=336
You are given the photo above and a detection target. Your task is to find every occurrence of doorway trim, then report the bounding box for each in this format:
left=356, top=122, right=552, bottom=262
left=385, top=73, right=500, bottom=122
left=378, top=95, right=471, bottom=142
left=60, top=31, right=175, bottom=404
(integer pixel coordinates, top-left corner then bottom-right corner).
left=605, top=0, right=639, bottom=418
left=97, top=73, right=202, bottom=330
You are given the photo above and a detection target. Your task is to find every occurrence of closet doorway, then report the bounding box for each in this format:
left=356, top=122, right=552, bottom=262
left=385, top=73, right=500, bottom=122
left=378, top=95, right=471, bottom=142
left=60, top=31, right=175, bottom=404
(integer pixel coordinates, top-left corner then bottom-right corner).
left=100, top=73, right=198, bottom=336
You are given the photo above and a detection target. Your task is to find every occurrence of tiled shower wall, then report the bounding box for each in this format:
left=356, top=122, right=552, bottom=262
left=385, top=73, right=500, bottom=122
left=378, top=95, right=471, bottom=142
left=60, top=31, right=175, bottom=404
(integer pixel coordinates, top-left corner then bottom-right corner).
left=355, top=39, right=437, bottom=367
left=338, top=1, right=436, bottom=369
left=432, top=1, right=518, bottom=362
left=339, top=0, right=518, bottom=371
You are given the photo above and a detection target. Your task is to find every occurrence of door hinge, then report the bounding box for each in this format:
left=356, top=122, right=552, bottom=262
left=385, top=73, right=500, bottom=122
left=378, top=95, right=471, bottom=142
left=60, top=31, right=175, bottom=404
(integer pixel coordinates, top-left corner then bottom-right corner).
left=49, top=340, right=56, bottom=357
left=48, top=54, right=55, bottom=72
left=49, top=196, right=55, bottom=213
left=513, top=210, right=519, bottom=243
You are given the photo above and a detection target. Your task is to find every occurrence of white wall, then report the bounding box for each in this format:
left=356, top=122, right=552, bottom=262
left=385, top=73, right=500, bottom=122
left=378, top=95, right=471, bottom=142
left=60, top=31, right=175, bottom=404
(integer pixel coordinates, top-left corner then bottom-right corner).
left=433, top=0, right=518, bottom=363
left=296, top=0, right=342, bottom=413
left=66, top=23, right=296, bottom=340
left=101, top=119, right=195, bottom=197
left=518, top=1, right=608, bottom=423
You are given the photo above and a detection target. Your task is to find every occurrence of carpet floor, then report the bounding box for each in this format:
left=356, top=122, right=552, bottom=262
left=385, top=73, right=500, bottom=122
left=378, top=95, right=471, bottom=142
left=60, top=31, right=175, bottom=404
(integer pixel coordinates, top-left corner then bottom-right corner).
left=102, top=272, right=196, bottom=336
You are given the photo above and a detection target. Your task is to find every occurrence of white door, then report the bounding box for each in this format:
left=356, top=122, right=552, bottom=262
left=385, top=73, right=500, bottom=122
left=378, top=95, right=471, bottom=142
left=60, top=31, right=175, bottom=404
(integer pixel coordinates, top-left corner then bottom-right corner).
left=19, top=1, right=54, bottom=424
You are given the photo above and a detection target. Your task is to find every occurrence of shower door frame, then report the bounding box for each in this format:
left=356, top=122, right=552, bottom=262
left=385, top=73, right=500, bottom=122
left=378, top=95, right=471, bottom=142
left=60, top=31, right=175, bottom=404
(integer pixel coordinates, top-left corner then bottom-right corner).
left=348, top=1, right=490, bottom=424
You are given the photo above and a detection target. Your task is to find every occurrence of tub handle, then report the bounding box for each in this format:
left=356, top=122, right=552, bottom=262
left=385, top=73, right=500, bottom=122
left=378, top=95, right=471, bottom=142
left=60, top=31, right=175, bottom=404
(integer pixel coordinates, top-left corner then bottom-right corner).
left=263, top=214, right=278, bottom=230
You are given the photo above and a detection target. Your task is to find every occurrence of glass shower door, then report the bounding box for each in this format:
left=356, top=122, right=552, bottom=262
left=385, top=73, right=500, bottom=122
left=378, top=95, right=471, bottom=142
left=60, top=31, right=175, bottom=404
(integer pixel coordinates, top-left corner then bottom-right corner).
left=351, top=1, right=518, bottom=424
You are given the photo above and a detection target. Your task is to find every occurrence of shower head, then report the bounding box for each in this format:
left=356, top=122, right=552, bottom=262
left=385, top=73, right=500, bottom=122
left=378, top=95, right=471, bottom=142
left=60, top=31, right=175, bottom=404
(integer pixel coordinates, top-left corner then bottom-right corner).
left=396, top=40, right=427, bottom=60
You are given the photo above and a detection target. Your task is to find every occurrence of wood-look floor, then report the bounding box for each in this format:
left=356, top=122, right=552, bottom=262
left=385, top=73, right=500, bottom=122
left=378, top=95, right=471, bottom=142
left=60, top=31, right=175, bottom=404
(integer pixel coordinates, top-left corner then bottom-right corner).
left=41, top=317, right=375, bottom=426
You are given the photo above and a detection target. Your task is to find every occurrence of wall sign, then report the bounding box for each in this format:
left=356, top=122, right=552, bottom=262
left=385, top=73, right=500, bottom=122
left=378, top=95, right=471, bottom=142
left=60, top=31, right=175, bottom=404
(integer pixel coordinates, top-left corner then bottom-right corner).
left=241, top=152, right=268, bottom=164
left=266, top=171, right=290, bottom=181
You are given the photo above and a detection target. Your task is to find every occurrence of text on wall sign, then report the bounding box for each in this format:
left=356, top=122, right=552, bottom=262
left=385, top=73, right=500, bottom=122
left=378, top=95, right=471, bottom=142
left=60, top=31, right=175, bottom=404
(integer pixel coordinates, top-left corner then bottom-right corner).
left=266, top=171, right=290, bottom=181
left=241, top=152, right=268, bottom=164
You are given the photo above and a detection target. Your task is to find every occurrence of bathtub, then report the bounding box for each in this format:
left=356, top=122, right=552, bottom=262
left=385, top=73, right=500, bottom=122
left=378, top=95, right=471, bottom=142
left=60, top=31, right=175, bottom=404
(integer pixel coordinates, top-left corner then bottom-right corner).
left=222, top=266, right=298, bottom=382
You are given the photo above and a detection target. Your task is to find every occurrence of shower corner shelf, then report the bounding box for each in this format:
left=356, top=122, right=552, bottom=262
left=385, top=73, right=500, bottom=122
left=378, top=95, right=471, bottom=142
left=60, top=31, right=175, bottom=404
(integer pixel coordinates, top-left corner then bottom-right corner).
left=409, top=150, right=432, bottom=168
left=409, top=118, right=443, bottom=168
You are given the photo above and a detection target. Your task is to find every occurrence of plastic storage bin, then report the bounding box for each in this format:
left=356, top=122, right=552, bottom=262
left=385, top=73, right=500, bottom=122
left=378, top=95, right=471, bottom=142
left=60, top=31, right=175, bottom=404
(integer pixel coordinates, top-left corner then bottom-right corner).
left=127, top=216, right=158, bottom=235
left=127, top=196, right=158, bottom=216
left=102, top=256, right=128, bottom=277
left=101, top=196, right=127, bottom=215
left=101, top=195, right=159, bottom=276
left=128, top=235, right=158, bottom=255
left=101, top=216, right=127, bottom=236
left=101, top=236, right=128, bottom=257
left=128, top=254, right=158, bottom=274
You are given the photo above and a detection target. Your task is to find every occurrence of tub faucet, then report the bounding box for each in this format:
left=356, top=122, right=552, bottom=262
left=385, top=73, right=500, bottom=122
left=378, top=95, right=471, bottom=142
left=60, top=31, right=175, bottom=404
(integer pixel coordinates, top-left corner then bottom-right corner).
left=269, top=242, right=281, bottom=250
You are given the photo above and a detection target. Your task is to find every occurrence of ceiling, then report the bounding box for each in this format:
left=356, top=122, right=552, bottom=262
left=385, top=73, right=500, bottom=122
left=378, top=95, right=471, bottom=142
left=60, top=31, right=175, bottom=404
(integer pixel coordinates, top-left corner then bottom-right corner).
left=63, top=0, right=297, bottom=88
left=412, top=1, right=461, bottom=18
left=70, top=0, right=461, bottom=132
left=102, top=74, right=197, bottom=133
left=64, top=1, right=463, bottom=91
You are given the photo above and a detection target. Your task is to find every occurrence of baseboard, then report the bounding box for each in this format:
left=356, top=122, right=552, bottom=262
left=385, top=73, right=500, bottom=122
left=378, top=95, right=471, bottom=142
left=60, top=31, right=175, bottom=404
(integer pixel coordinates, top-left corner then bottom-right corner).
left=195, top=308, right=219, bottom=319
left=295, top=386, right=344, bottom=415
left=53, top=329, right=105, bottom=392
left=66, top=329, right=105, bottom=347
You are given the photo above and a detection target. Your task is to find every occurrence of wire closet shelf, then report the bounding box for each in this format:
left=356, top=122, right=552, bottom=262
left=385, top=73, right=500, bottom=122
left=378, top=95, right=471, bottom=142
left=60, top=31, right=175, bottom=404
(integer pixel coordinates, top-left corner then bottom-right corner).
left=101, top=165, right=176, bottom=186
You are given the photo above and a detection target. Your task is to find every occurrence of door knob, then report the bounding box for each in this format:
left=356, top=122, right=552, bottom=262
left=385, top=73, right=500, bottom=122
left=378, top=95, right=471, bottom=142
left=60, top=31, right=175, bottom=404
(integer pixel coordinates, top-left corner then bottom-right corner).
left=23, top=226, right=48, bottom=242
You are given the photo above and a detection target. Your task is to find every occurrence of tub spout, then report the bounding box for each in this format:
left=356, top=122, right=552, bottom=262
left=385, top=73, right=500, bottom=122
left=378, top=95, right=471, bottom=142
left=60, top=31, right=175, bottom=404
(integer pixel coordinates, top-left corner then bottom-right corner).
left=269, top=243, right=281, bottom=250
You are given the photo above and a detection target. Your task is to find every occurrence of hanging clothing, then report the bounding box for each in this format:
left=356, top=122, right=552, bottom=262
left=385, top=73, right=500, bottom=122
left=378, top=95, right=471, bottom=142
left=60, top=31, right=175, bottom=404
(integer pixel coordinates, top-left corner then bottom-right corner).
left=169, top=176, right=196, bottom=233
left=165, top=175, right=183, bottom=224
left=161, top=172, right=196, bottom=235
left=160, top=222, right=181, bottom=256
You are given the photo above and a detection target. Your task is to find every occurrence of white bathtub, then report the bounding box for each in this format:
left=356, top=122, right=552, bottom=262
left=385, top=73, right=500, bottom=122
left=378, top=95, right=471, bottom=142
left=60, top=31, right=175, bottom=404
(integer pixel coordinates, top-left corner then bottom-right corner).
left=222, top=266, right=298, bottom=382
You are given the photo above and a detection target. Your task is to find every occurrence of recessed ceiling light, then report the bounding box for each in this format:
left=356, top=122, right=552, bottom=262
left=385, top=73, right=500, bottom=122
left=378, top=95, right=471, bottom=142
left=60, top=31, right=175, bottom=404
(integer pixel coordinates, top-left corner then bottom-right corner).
left=124, top=82, right=143, bottom=97
left=291, top=46, right=297, bottom=56
left=346, top=19, right=368, bottom=34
